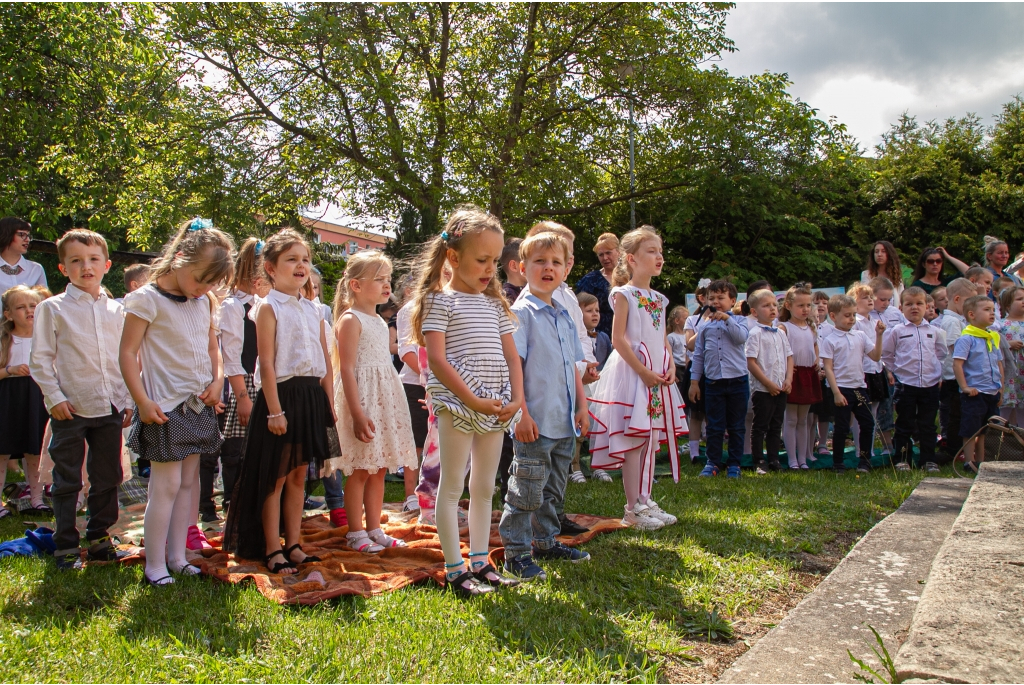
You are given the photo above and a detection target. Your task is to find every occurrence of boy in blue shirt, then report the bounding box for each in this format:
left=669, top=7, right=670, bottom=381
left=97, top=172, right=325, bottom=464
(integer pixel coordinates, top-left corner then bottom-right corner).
left=500, top=232, right=590, bottom=582
left=953, top=295, right=1004, bottom=473
left=689, top=280, right=750, bottom=478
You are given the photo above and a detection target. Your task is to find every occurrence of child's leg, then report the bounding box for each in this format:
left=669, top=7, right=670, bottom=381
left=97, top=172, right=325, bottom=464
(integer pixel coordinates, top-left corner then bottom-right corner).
left=767, top=395, right=786, bottom=466
left=743, top=405, right=753, bottom=457
left=0, top=455, right=9, bottom=511
left=145, top=460, right=183, bottom=580
left=198, top=450, right=220, bottom=518
left=804, top=413, right=816, bottom=463
left=892, top=384, right=914, bottom=464
left=23, top=454, right=43, bottom=506
left=792, top=404, right=811, bottom=467
left=783, top=405, right=800, bottom=468
left=724, top=381, right=748, bottom=467
left=48, top=417, right=88, bottom=556
left=704, top=383, right=727, bottom=469
left=166, top=454, right=199, bottom=571
left=363, top=469, right=386, bottom=533
left=533, top=437, right=575, bottom=550
left=344, top=470, right=370, bottom=531
left=322, top=469, right=345, bottom=511
left=750, top=392, right=769, bottom=466
left=916, top=385, right=941, bottom=465
left=261, top=475, right=288, bottom=553
left=281, top=464, right=306, bottom=554
left=688, top=411, right=704, bottom=460
left=851, top=391, right=876, bottom=461
left=219, top=437, right=245, bottom=509
left=498, top=432, right=515, bottom=502
left=82, top=411, right=124, bottom=546
left=435, top=412, right=476, bottom=573
left=832, top=393, right=853, bottom=469
left=621, top=446, right=643, bottom=509
left=415, top=407, right=441, bottom=512
left=466, top=428, right=503, bottom=557
left=499, top=437, right=551, bottom=560
left=403, top=455, right=420, bottom=499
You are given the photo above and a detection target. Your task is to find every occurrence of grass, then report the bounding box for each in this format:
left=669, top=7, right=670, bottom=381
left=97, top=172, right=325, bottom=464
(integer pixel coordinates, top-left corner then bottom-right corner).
left=0, top=462, right=941, bottom=683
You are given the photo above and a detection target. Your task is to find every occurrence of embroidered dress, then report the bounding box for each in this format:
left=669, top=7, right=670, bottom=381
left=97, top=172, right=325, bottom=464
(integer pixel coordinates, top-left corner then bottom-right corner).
left=999, top=319, right=1024, bottom=408
left=588, top=286, right=687, bottom=483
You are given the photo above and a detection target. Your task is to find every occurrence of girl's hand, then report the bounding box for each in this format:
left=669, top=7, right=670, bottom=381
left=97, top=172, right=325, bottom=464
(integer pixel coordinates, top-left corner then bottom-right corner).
left=497, top=398, right=521, bottom=423
left=689, top=381, right=701, bottom=403
left=582, top=363, right=601, bottom=384
left=640, top=368, right=661, bottom=388
left=1010, top=340, right=1024, bottom=351
left=122, top=408, right=134, bottom=429
left=887, top=371, right=895, bottom=386
left=833, top=391, right=847, bottom=407
left=199, top=380, right=223, bottom=408
left=236, top=395, right=254, bottom=427
left=9, top=364, right=29, bottom=377
left=663, top=366, right=676, bottom=385
left=353, top=412, right=376, bottom=442
left=468, top=395, right=504, bottom=416
left=139, top=399, right=168, bottom=425
left=268, top=414, right=288, bottom=436
left=818, top=367, right=826, bottom=379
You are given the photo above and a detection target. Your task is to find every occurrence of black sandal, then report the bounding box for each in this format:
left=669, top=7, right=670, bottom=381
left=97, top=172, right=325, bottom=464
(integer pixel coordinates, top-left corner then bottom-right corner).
left=446, top=570, right=494, bottom=597
left=142, top=573, right=174, bottom=588
left=285, top=543, right=321, bottom=565
left=473, top=563, right=520, bottom=588
left=264, top=550, right=295, bottom=574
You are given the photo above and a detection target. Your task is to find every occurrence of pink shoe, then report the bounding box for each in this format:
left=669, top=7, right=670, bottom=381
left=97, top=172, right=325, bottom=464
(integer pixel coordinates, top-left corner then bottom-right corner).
left=186, top=525, right=213, bottom=551
left=329, top=508, right=348, bottom=528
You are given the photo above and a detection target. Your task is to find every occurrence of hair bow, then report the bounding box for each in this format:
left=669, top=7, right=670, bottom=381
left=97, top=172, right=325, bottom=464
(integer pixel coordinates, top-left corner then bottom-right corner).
left=441, top=220, right=466, bottom=243
left=189, top=217, right=213, bottom=232
left=697, top=278, right=711, bottom=289
left=254, top=239, right=264, bottom=256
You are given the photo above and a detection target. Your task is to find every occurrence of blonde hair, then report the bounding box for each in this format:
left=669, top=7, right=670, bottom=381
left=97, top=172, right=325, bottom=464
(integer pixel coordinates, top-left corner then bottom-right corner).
left=150, top=219, right=235, bottom=287
left=526, top=221, right=575, bottom=245
left=668, top=305, right=688, bottom=332
left=332, top=250, right=393, bottom=320
left=123, top=263, right=151, bottom=292
left=947, top=277, right=977, bottom=302
left=867, top=276, right=895, bottom=295
left=828, top=293, right=856, bottom=315
left=1, top=286, right=41, bottom=367
left=230, top=237, right=263, bottom=291
left=847, top=283, right=873, bottom=301
left=56, top=229, right=109, bottom=262
left=612, top=225, right=661, bottom=286
left=593, top=232, right=619, bottom=252
left=519, top=232, right=570, bottom=263
left=746, top=289, right=776, bottom=310
left=407, top=206, right=512, bottom=345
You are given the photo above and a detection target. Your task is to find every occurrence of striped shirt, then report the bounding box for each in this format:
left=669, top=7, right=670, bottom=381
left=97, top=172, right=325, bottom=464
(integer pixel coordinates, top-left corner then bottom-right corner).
left=421, top=290, right=513, bottom=359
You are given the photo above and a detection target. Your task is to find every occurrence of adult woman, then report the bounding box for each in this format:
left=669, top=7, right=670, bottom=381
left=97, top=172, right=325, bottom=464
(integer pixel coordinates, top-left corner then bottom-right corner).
left=574, top=232, right=619, bottom=338
left=861, top=240, right=904, bottom=296
left=0, top=217, right=47, bottom=293
left=909, top=247, right=970, bottom=294
left=982, top=236, right=1022, bottom=286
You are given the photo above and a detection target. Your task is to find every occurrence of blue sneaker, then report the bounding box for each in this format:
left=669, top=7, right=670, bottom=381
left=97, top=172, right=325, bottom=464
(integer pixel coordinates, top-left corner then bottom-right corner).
left=727, top=466, right=741, bottom=479
left=534, top=541, right=591, bottom=563
left=698, top=464, right=719, bottom=477
left=503, top=553, right=547, bottom=582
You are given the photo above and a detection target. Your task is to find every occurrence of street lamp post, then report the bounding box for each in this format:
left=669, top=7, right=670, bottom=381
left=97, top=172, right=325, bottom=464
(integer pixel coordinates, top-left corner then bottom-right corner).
left=615, top=64, right=637, bottom=230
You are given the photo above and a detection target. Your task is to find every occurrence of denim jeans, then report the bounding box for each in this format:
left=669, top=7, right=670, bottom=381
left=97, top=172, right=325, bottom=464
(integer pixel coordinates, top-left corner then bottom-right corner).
left=892, top=382, right=941, bottom=465
left=322, top=469, right=345, bottom=510
left=833, top=387, right=875, bottom=466
left=499, top=435, right=574, bottom=559
left=704, top=376, right=749, bottom=468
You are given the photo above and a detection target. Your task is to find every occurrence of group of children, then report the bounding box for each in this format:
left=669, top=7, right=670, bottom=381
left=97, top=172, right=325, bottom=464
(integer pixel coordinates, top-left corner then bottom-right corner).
left=0, top=208, right=1013, bottom=598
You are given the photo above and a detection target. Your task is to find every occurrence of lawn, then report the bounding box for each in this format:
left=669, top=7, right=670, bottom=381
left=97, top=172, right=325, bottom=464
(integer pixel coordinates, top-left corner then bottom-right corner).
left=0, top=463, right=936, bottom=683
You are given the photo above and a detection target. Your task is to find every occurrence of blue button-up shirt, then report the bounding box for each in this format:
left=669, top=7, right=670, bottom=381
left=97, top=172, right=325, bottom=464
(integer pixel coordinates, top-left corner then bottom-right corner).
left=512, top=294, right=585, bottom=439
left=952, top=334, right=1003, bottom=395
left=691, top=313, right=750, bottom=382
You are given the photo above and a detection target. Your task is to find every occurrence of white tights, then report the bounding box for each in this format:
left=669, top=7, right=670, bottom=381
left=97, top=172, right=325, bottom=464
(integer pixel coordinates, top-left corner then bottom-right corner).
left=0, top=454, right=43, bottom=506
left=144, top=454, right=199, bottom=580
left=621, top=439, right=652, bottom=510
left=783, top=404, right=811, bottom=468
left=435, top=412, right=503, bottom=569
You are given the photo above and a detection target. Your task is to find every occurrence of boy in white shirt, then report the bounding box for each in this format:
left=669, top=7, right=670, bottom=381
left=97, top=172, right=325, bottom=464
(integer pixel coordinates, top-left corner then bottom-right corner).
left=938, top=278, right=975, bottom=456
left=820, top=294, right=886, bottom=474
left=29, top=229, right=132, bottom=571
left=745, top=290, right=793, bottom=474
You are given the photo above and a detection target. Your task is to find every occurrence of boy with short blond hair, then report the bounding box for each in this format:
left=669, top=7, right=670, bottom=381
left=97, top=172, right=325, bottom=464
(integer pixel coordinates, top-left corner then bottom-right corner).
left=954, top=295, right=1004, bottom=472
left=965, top=266, right=994, bottom=298
left=745, top=289, right=793, bottom=474
left=939, top=278, right=976, bottom=455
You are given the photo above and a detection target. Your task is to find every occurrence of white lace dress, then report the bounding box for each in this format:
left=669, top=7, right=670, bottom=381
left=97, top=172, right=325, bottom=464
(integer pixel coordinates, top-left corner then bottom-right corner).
left=328, top=308, right=418, bottom=476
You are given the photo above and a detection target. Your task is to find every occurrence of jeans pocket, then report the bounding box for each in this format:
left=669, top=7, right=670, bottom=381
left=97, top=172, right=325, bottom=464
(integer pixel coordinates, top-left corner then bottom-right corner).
left=507, top=460, right=545, bottom=511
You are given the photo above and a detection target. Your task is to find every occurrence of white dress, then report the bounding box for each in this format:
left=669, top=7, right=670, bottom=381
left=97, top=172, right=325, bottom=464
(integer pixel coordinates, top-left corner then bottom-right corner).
left=329, top=308, right=418, bottom=476
left=588, top=286, right=688, bottom=480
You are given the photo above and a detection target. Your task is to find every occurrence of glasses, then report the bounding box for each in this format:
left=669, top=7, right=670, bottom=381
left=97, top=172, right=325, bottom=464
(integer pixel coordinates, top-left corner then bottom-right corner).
left=925, top=258, right=943, bottom=265
left=15, top=231, right=31, bottom=240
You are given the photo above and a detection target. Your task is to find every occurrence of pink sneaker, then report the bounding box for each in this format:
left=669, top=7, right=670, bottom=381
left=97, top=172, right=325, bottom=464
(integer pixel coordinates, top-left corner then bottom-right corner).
left=329, top=508, right=348, bottom=528
left=186, top=525, right=213, bottom=551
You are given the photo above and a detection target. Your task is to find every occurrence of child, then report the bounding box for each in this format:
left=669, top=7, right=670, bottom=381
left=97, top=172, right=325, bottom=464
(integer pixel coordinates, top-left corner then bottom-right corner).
left=31, top=230, right=133, bottom=571
left=331, top=251, right=418, bottom=553
left=500, top=237, right=526, bottom=303
left=938, top=278, right=975, bottom=457
left=965, top=265, right=994, bottom=299
left=745, top=290, right=793, bottom=474
left=690, top=280, right=749, bottom=478
left=222, top=229, right=335, bottom=574
left=407, top=206, right=524, bottom=597
left=500, top=231, right=590, bottom=582
left=925, top=294, right=937, bottom=322
left=116, top=263, right=151, bottom=305
left=954, top=295, right=1004, bottom=472
left=578, top=292, right=612, bottom=369
left=0, top=286, right=47, bottom=515
left=778, top=285, right=821, bottom=469
left=932, top=286, right=948, bottom=319
left=667, top=305, right=689, bottom=405
left=997, top=286, right=1024, bottom=425
left=811, top=290, right=836, bottom=456
left=588, top=226, right=686, bottom=525
left=820, top=294, right=886, bottom=473
left=682, top=282, right=712, bottom=462
left=881, top=287, right=947, bottom=472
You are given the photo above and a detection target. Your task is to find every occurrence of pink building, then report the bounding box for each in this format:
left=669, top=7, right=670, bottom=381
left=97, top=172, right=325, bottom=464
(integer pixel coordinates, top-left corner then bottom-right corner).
left=302, top=217, right=389, bottom=257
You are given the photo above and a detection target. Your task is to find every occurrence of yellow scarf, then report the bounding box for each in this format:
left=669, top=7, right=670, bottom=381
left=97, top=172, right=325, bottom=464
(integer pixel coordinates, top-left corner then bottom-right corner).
left=963, top=325, right=1000, bottom=352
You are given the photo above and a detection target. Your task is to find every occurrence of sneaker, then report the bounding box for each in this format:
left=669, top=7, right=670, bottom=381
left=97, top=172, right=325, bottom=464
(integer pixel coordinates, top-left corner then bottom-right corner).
left=568, top=470, right=587, bottom=484
left=303, top=497, right=326, bottom=511
left=856, top=459, right=872, bottom=473
left=621, top=504, right=665, bottom=531
left=402, top=495, right=420, bottom=512
left=534, top=541, right=590, bottom=563
left=55, top=552, right=83, bottom=571
left=329, top=507, right=348, bottom=528
left=755, top=465, right=769, bottom=476
left=727, top=466, right=741, bottom=479
left=558, top=514, right=590, bottom=536
left=503, top=552, right=547, bottom=582
left=680, top=443, right=690, bottom=456
left=698, top=464, right=719, bottom=478
left=418, top=508, right=435, bottom=526
left=592, top=469, right=613, bottom=483
left=138, top=466, right=151, bottom=479
left=642, top=500, right=677, bottom=526
left=87, top=537, right=130, bottom=562
left=768, top=460, right=782, bottom=472
left=186, top=525, right=213, bottom=551
left=925, top=462, right=941, bottom=473
left=895, top=462, right=911, bottom=472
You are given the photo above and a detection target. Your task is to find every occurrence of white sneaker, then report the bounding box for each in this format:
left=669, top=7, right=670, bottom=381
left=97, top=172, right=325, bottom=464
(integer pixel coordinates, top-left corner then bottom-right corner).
left=402, top=495, right=420, bottom=512
left=925, top=462, right=941, bottom=473
left=643, top=499, right=677, bottom=526
left=568, top=470, right=587, bottom=484
left=680, top=443, right=691, bottom=456
left=621, top=504, right=665, bottom=531
left=418, top=508, right=435, bottom=526
left=593, top=469, right=613, bottom=483
left=895, top=462, right=911, bottom=472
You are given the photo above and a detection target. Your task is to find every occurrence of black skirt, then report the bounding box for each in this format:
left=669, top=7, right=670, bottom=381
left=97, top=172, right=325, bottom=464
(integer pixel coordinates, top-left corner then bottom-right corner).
left=0, top=377, right=48, bottom=455
left=126, top=397, right=223, bottom=463
left=222, top=376, right=332, bottom=560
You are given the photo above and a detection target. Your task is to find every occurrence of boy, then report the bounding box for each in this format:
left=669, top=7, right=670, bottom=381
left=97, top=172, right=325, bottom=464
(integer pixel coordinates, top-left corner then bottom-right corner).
left=117, top=262, right=151, bottom=305
left=953, top=295, right=1004, bottom=473
left=965, top=265, right=994, bottom=298
left=745, top=289, right=793, bottom=474
left=932, top=286, right=948, bottom=318
left=868, top=277, right=908, bottom=329
left=500, top=237, right=526, bottom=303
left=925, top=294, right=937, bottom=323
left=938, top=278, right=975, bottom=457
left=577, top=291, right=611, bottom=369
left=881, top=287, right=947, bottom=472
left=690, top=280, right=750, bottom=478
left=820, top=294, right=886, bottom=473
left=501, top=232, right=590, bottom=582
left=29, top=229, right=133, bottom=570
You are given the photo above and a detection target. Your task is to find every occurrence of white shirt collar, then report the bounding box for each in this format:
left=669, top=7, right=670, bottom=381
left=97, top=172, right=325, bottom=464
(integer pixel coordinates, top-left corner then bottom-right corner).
left=65, top=283, right=103, bottom=302
left=232, top=289, right=254, bottom=304
left=267, top=289, right=301, bottom=305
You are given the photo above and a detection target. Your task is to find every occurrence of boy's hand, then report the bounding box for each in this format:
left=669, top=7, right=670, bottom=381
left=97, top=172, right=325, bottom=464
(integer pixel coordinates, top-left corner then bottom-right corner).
left=766, top=380, right=781, bottom=396
left=50, top=401, right=76, bottom=421
left=497, top=398, right=521, bottom=422
left=833, top=391, right=848, bottom=407
left=122, top=408, right=133, bottom=429
left=875, top=319, right=886, bottom=334
left=574, top=407, right=590, bottom=438
left=199, top=380, right=223, bottom=408
left=962, top=385, right=979, bottom=397
left=138, top=399, right=168, bottom=425
left=582, top=363, right=600, bottom=384
left=236, top=395, right=254, bottom=427
left=782, top=379, right=793, bottom=394
left=515, top=411, right=539, bottom=443
left=689, top=381, right=701, bottom=403
left=710, top=310, right=731, bottom=321
left=886, top=371, right=895, bottom=386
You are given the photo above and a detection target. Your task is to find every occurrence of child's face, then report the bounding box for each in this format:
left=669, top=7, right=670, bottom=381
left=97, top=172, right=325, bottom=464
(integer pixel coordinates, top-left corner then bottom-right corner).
left=354, top=266, right=392, bottom=305
left=933, top=288, right=948, bottom=311
left=626, top=238, right=664, bottom=279
left=448, top=230, right=503, bottom=295
left=967, top=300, right=996, bottom=328
left=814, top=299, right=828, bottom=322
left=787, top=293, right=813, bottom=323
left=753, top=298, right=777, bottom=325
left=925, top=301, right=937, bottom=320
left=971, top=272, right=993, bottom=296
left=58, top=240, right=111, bottom=293
left=521, top=246, right=568, bottom=298
left=310, top=273, right=322, bottom=299
left=582, top=302, right=600, bottom=331
left=3, top=294, right=37, bottom=331
left=872, top=289, right=893, bottom=312
left=903, top=294, right=927, bottom=325
left=265, top=243, right=312, bottom=296
left=834, top=306, right=857, bottom=331
left=855, top=293, right=873, bottom=316
left=707, top=289, right=737, bottom=313
left=1009, top=290, right=1024, bottom=319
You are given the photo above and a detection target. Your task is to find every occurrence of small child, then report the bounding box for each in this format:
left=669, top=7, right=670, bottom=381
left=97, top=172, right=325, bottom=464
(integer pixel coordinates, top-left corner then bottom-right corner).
left=965, top=265, right=994, bottom=299
left=682, top=283, right=712, bottom=463
left=881, top=287, right=947, bottom=472
left=745, top=290, right=793, bottom=474
left=954, top=295, right=1004, bottom=473
left=331, top=251, right=418, bottom=553
left=811, top=290, right=836, bottom=457
left=932, top=286, right=948, bottom=319
left=499, top=232, right=590, bottom=582
left=996, top=286, right=1024, bottom=425
left=939, top=278, right=976, bottom=456
left=778, top=285, right=821, bottom=469
left=690, top=280, right=749, bottom=478
left=32, top=230, right=133, bottom=571
left=500, top=237, right=526, bottom=303
left=667, top=305, right=689, bottom=402
left=578, top=291, right=611, bottom=369
left=820, top=294, right=886, bottom=473
left=116, top=263, right=151, bottom=305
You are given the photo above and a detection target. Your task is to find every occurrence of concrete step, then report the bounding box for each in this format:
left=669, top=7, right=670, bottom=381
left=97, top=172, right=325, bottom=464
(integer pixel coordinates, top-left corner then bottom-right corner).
left=894, top=462, right=1024, bottom=684
left=719, top=477, right=972, bottom=684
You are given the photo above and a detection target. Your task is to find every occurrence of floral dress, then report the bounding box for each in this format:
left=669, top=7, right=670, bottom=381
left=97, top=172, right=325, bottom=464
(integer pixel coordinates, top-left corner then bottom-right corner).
left=999, top=319, right=1024, bottom=408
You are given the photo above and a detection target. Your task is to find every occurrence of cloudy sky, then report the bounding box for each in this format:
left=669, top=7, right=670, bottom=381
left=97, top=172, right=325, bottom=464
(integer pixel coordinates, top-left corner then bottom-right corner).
left=716, top=3, right=1024, bottom=154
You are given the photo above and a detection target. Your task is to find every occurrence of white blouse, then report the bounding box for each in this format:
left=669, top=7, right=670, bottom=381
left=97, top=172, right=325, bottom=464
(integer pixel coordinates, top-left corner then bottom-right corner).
left=6, top=335, right=31, bottom=368
left=218, top=290, right=254, bottom=378
left=250, top=289, right=326, bottom=387
left=124, top=284, right=217, bottom=413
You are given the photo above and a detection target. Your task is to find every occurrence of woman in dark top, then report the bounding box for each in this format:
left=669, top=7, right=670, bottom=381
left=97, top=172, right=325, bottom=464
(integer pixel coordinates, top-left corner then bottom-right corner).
left=909, top=247, right=970, bottom=294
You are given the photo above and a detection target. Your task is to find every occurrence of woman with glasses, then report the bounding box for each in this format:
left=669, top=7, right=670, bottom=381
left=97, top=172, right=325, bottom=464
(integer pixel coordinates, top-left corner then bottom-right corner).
left=909, top=247, right=970, bottom=294
left=0, top=217, right=47, bottom=293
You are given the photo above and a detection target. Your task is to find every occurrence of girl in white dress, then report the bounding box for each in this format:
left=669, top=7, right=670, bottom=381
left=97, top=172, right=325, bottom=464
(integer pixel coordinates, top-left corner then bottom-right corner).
left=588, top=226, right=687, bottom=531
left=778, top=285, right=821, bottom=469
left=330, top=251, right=417, bottom=553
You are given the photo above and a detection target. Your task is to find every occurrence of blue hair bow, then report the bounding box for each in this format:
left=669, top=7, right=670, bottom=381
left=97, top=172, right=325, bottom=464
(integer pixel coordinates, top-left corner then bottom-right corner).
left=440, top=230, right=449, bottom=241
left=189, top=217, right=213, bottom=232
left=255, top=239, right=264, bottom=256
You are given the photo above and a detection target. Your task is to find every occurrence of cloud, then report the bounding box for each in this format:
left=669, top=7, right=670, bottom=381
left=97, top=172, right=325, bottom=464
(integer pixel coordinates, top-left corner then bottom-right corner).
left=717, top=3, right=1024, bottom=151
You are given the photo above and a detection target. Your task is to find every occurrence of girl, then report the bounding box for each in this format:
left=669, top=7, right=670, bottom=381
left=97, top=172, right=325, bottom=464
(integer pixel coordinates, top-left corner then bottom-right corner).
left=407, top=205, right=524, bottom=597
left=862, top=241, right=904, bottom=298
left=223, top=229, right=335, bottom=574
left=778, top=286, right=822, bottom=469
left=588, top=226, right=687, bottom=531
left=0, top=286, right=47, bottom=516
left=395, top=272, right=428, bottom=512
left=121, top=219, right=234, bottom=586
left=329, top=251, right=417, bottom=553
left=997, top=286, right=1024, bottom=424
left=682, top=281, right=712, bottom=463
left=811, top=290, right=836, bottom=456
